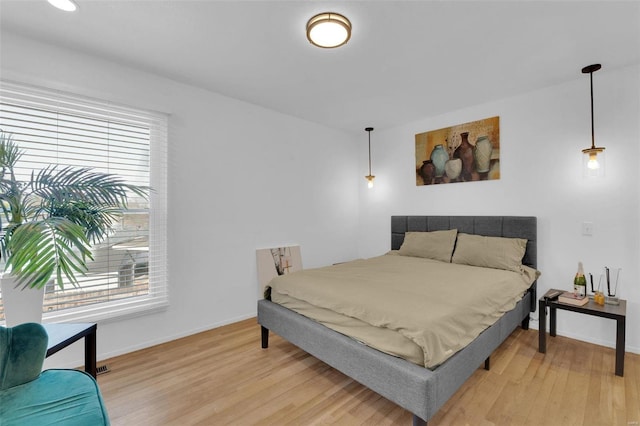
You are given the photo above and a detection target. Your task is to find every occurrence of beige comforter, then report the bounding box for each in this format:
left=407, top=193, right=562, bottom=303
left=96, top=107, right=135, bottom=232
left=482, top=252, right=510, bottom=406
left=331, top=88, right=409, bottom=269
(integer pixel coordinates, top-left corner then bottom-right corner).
left=268, top=253, right=538, bottom=368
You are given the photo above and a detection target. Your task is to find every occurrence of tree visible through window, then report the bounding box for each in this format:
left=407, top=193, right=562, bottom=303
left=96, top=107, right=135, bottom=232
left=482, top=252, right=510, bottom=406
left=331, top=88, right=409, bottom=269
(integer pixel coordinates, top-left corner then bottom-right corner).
left=0, top=81, right=168, bottom=322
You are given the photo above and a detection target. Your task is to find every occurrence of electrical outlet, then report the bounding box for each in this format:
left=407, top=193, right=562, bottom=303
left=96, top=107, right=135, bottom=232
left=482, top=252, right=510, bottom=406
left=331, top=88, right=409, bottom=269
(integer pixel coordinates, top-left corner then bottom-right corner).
left=582, top=221, right=594, bottom=236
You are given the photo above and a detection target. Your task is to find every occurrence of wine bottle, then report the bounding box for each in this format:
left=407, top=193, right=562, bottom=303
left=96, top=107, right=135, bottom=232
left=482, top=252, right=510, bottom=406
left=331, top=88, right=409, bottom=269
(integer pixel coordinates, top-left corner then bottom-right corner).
left=574, top=261, right=587, bottom=297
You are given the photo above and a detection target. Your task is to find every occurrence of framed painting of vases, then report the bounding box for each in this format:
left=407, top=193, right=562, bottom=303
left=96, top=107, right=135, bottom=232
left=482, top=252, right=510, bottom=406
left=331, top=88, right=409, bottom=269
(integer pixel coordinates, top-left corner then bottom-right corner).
left=415, top=116, right=500, bottom=186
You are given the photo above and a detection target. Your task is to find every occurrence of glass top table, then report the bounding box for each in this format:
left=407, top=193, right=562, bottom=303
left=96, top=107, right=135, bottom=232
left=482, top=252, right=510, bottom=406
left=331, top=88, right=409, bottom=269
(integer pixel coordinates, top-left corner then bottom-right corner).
left=43, top=322, right=97, bottom=378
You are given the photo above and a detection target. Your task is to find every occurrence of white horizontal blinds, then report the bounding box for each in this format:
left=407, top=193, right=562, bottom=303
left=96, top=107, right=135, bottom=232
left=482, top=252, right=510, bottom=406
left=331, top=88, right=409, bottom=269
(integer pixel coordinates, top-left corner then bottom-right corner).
left=0, top=81, right=168, bottom=322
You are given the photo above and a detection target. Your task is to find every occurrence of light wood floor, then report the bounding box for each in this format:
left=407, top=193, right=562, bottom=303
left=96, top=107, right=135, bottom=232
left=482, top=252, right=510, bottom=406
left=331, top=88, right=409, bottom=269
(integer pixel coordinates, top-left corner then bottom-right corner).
left=98, top=318, right=640, bottom=425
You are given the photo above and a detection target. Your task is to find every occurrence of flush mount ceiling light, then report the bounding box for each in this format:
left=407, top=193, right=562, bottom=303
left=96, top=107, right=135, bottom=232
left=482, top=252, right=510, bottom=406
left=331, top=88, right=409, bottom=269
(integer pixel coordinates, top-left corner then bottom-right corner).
left=47, top=0, right=78, bottom=12
left=365, top=127, right=375, bottom=188
left=306, top=12, right=351, bottom=48
left=581, top=63, right=605, bottom=176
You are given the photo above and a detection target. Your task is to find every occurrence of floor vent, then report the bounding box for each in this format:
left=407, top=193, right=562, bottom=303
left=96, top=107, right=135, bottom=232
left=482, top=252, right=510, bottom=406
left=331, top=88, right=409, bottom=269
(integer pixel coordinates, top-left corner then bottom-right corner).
left=96, top=365, right=109, bottom=375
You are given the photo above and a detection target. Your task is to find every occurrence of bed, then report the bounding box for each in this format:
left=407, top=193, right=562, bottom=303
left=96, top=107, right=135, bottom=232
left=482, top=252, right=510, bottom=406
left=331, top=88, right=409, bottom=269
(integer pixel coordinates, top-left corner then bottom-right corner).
left=258, top=216, right=537, bottom=425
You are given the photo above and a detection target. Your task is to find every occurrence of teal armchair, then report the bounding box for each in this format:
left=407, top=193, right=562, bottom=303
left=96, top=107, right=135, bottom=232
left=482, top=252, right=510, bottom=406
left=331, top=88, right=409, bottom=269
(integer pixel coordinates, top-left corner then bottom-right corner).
left=0, top=323, right=110, bottom=425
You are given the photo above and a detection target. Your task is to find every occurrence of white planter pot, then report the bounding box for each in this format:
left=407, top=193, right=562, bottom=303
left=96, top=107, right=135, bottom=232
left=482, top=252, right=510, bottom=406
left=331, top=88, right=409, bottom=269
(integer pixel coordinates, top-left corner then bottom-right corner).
left=1, top=276, right=45, bottom=326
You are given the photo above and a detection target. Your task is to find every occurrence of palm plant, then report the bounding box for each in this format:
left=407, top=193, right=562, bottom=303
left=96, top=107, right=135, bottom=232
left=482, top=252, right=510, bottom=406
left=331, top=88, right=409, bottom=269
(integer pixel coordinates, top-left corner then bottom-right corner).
left=0, top=129, right=149, bottom=290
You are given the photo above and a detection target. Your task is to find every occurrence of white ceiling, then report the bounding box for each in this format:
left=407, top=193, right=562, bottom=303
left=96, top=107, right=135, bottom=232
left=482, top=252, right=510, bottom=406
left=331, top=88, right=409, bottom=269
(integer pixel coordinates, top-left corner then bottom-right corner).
left=1, top=0, right=639, bottom=133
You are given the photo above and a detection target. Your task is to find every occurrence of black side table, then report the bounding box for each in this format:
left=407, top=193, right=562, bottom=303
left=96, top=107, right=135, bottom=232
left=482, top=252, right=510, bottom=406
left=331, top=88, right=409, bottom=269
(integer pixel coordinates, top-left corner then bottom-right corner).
left=43, top=323, right=97, bottom=378
left=538, top=291, right=626, bottom=376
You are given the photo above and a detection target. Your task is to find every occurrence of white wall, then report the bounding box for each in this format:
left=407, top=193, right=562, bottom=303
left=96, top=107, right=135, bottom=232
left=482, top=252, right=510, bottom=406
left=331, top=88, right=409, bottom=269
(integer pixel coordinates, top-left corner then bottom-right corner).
left=0, top=32, right=361, bottom=367
left=2, top=30, right=638, bottom=367
left=357, top=64, right=640, bottom=353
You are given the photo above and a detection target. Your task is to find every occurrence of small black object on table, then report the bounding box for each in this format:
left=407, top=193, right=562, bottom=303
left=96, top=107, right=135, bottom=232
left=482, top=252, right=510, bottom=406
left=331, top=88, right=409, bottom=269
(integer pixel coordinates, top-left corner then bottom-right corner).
left=43, top=323, right=98, bottom=378
left=538, top=290, right=626, bottom=376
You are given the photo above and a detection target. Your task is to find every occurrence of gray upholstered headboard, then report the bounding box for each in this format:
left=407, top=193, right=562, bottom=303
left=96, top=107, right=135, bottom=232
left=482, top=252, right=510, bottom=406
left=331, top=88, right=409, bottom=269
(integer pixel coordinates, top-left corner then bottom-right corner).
left=391, top=216, right=537, bottom=269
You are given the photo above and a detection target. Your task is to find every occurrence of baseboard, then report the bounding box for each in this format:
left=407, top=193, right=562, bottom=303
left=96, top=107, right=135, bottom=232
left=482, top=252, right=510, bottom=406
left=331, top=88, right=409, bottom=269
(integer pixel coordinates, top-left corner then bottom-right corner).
left=528, top=321, right=639, bottom=355
left=47, top=312, right=257, bottom=370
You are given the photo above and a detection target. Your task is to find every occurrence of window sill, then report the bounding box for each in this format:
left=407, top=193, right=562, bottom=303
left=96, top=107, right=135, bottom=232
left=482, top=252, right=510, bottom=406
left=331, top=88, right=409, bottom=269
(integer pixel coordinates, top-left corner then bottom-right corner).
left=42, top=296, right=169, bottom=324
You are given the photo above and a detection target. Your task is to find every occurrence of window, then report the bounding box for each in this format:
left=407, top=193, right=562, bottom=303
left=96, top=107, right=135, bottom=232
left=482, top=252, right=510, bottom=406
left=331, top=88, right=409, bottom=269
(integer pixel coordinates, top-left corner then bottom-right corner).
left=0, top=81, right=168, bottom=322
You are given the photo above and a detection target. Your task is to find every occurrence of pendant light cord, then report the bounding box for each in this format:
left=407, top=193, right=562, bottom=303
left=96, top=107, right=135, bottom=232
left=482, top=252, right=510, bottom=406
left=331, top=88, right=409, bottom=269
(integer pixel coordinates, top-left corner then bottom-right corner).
left=368, top=130, right=372, bottom=175
left=590, top=71, right=595, bottom=150
left=582, top=63, right=601, bottom=150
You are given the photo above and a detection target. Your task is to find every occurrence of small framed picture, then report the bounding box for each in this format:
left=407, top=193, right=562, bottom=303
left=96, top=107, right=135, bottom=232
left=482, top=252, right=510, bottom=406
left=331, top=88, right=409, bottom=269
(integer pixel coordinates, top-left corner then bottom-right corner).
left=256, top=245, right=302, bottom=298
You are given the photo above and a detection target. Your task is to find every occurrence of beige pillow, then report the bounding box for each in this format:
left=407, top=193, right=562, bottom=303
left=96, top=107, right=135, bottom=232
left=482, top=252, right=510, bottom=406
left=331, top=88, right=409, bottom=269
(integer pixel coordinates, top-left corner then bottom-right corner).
left=451, top=233, right=527, bottom=272
left=398, top=229, right=458, bottom=262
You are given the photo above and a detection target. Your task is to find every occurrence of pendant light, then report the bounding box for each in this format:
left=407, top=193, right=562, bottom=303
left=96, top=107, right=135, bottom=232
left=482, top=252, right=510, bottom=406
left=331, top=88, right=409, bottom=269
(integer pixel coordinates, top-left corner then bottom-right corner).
left=581, top=64, right=605, bottom=176
left=306, top=12, right=352, bottom=48
left=365, top=127, right=375, bottom=188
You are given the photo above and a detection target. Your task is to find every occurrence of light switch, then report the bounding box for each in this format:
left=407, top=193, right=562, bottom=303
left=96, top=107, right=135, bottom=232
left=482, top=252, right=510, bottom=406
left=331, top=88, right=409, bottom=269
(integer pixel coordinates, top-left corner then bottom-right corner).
left=582, top=221, right=594, bottom=236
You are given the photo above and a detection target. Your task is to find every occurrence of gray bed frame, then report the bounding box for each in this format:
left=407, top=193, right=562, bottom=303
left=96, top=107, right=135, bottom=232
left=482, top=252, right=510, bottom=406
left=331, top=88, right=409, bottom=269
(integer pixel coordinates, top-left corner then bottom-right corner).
left=258, top=216, right=537, bottom=425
